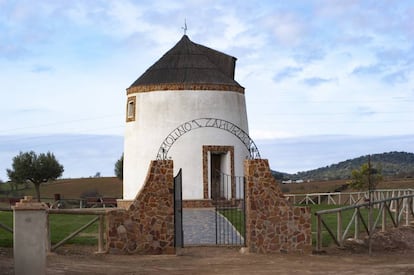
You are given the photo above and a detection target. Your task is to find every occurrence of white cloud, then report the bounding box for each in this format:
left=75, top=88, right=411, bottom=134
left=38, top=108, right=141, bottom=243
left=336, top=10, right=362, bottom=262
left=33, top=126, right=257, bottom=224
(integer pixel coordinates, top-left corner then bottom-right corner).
left=1, top=1, right=414, bottom=178
left=264, top=12, right=306, bottom=46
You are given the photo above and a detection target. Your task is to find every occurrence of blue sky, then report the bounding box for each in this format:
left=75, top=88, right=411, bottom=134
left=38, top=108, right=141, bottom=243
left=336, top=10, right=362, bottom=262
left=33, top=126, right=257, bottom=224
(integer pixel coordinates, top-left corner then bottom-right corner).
left=1, top=1, right=413, bottom=180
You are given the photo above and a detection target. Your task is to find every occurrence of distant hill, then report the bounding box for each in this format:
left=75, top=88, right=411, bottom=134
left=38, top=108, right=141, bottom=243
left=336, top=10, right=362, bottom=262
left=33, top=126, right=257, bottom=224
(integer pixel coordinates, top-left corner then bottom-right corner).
left=272, top=151, right=414, bottom=181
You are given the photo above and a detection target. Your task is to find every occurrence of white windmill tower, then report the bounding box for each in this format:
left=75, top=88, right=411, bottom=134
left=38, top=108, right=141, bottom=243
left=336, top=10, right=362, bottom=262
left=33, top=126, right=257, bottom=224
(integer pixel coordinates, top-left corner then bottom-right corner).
left=122, top=34, right=259, bottom=206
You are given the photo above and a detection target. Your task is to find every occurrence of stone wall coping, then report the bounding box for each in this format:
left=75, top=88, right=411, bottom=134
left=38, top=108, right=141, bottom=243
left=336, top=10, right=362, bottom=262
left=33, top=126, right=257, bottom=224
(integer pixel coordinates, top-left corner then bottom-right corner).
left=12, top=196, right=49, bottom=210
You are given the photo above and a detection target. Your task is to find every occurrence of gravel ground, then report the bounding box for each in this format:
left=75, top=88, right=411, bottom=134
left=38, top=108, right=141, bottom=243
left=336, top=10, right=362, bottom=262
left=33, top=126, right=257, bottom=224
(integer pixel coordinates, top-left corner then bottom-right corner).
left=1, top=226, right=413, bottom=275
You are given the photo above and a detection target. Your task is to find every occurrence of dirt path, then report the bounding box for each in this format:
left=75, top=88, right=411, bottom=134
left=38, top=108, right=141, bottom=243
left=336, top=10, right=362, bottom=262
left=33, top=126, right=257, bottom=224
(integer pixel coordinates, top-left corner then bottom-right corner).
left=2, top=227, right=414, bottom=275
left=1, top=246, right=414, bottom=275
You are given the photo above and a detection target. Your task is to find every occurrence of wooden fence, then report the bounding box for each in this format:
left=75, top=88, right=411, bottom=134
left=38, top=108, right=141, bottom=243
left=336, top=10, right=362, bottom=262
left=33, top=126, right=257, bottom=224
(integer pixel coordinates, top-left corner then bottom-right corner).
left=0, top=207, right=106, bottom=253
left=314, top=194, right=414, bottom=252
left=286, top=189, right=414, bottom=207
left=48, top=208, right=107, bottom=253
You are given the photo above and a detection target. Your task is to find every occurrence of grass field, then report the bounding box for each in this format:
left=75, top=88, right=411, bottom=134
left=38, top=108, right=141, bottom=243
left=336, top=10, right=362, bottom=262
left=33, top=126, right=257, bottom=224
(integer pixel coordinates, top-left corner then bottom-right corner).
left=1, top=176, right=411, bottom=249
left=0, top=211, right=99, bottom=247
left=0, top=203, right=399, bottom=249
left=218, top=203, right=381, bottom=248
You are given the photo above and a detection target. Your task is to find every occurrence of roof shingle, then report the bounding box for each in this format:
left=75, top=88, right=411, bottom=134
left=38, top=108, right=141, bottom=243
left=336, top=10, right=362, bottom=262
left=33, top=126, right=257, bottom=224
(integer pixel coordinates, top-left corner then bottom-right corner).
left=129, top=35, right=243, bottom=90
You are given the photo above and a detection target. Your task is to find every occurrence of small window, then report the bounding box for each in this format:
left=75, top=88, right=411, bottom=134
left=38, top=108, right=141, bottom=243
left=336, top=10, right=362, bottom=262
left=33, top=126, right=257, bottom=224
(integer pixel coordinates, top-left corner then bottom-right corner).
left=126, top=96, right=136, bottom=122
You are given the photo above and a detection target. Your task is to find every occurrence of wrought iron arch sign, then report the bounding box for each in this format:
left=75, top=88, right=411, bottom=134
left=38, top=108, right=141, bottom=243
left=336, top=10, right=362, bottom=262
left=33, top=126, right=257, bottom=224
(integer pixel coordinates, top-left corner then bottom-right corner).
left=156, top=118, right=261, bottom=160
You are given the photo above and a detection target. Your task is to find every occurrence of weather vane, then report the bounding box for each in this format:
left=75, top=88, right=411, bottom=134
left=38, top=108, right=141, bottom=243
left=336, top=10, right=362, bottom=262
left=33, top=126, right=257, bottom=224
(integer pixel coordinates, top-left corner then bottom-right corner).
left=182, top=19, right=188, bottom=35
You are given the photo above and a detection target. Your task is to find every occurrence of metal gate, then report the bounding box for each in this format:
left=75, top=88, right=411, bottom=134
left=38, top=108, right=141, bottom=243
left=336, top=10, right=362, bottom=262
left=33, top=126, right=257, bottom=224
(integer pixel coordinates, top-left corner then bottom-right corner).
left=174, top=169, right=183, bottom=248
left=214, top=171, right=246, bottom=246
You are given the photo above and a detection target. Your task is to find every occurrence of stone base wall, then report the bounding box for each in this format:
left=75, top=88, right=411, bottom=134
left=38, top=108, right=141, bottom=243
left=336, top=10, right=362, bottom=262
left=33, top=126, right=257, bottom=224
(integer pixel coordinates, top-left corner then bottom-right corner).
left=245, top=159, right=311, bottom=254
left=183, top=199, right=214, bottom=208
left=106, top=160, right=175, bottom=255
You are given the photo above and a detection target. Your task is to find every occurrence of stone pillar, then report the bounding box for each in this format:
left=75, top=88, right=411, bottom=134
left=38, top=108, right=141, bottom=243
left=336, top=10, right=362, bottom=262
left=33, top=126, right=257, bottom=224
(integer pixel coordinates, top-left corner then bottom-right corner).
left=13, top=196, right=49, bottom=275
left=106, top=160, right=175, bottom=255
left=244, top=159, right=312, bottom=254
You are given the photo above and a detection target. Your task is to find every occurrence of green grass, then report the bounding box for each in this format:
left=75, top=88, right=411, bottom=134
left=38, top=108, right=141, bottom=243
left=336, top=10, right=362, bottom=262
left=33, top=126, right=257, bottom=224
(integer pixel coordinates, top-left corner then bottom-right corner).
left=0, top=211, right=13, bottom=247
left=220, top=204, right=382, bottom=248
left=308, top=204, right=381, bottom=247
left=219, top=208, right=245, bottom=236
left=0, top=211, right=99, bottom=247
left=0, top=204, right=389, bottom=249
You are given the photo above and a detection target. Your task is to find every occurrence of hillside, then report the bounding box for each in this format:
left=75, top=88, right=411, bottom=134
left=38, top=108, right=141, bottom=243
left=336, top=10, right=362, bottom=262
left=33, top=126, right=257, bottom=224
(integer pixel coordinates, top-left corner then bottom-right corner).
left=0, top=177, right=123, bottom=200
left=273, top=151, right=414, bottom=181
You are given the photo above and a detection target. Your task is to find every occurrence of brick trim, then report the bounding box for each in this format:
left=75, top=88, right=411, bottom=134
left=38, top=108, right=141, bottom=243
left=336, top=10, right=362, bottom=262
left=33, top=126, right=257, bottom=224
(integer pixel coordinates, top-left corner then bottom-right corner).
left=126, top=83, right=245, bottom=95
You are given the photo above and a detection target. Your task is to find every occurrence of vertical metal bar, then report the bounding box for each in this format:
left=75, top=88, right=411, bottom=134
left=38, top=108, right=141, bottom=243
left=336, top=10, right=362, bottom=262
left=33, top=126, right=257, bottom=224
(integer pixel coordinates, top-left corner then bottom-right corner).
left=239, top=176, right=242, bottom=245
left=243, top=176, right=246, bottom=246
left=228, top=174, right=230, bottom=245
left=215, top=202, right=219, bottom=244
left=173, top=169, right=183, bottom=248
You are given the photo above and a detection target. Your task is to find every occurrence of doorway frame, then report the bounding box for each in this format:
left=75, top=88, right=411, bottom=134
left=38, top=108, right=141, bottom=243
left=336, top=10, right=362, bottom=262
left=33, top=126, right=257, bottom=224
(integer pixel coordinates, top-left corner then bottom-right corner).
left=202, top=145, right=235, bottom=200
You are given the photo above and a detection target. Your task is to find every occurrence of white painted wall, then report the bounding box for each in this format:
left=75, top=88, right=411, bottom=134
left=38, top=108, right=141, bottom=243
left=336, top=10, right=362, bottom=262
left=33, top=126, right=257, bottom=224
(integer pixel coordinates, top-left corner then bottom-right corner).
left=123, top=90, right=249, bottom=200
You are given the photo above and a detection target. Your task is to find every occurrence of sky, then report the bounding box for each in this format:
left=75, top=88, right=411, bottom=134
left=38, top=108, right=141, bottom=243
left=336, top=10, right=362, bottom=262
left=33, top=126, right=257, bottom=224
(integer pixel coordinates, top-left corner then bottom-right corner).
left=1, top=0, right=414, bottom=180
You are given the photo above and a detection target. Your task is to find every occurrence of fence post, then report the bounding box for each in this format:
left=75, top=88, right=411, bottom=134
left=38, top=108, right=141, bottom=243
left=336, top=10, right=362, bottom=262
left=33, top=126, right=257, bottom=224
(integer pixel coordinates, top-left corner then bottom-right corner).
left=317, top=214, right=322, bottom=251
left=404, top=198, right=409, bottom=226
left=354, top=208, right=360, bottom=240
left=396, top=199, right=400, bottom=227
left=13, top=196, right=48, bottom=275
left=98, top=214, right=105, bottom=253
left=382, top=202, right=387, bottom=232
left=337, top=211, right=343, bottom=247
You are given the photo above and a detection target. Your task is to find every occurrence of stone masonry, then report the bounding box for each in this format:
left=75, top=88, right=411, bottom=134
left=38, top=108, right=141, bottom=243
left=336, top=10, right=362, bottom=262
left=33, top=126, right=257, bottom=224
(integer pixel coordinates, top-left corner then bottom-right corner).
left=244, top=159, right=312, bottom=254
left=106, top=160, right=175, bottom=254
left=106, top=158, right=310, bottom=255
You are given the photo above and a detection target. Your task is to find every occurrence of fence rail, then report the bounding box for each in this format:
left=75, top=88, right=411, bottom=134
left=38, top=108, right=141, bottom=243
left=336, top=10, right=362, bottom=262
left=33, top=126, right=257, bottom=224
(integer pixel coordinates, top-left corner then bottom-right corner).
left=48, top=208, right=107, bottom=253
left=286, top=189, right=414, bottom=207
left=314, top=194, right=414, bottom=252
left=0, top=207, right=107, bottom=253
left=1, top=197, right=119, bottom=209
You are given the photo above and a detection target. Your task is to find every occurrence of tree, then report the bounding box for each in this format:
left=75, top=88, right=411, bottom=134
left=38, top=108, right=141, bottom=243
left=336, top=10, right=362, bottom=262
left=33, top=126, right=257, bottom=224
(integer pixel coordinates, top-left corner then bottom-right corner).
left=7, top=151, right=64, bottom=202
left=114, top=154, right=123, bottom=180
left=349, top=162, right=383, bottom=191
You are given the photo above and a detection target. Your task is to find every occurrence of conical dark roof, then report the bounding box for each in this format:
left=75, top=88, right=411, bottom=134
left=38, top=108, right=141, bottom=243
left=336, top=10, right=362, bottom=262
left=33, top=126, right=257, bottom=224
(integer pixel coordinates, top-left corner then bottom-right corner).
left=128, top=35, right=244, bottom=93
